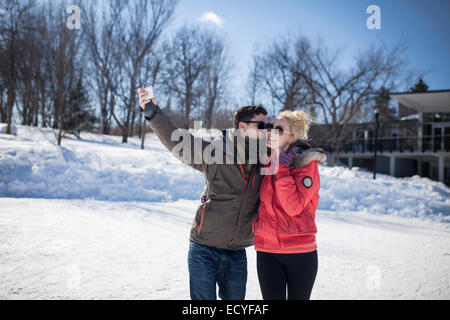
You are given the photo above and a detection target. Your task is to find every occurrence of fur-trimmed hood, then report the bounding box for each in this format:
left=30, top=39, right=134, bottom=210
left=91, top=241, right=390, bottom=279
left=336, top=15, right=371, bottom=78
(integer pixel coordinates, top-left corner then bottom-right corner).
left=288, top=140, right=327, bottom=168
left=292, top=147, right=327, bottom=168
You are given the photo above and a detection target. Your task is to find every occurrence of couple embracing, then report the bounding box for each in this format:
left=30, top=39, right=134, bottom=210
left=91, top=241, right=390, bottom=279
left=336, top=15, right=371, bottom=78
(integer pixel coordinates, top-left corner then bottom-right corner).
left=138, top=88, right=327, bottom=300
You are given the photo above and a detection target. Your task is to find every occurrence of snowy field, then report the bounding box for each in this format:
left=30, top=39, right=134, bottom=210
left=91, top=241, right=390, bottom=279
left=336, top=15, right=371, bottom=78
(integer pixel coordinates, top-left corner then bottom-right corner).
left=0, top=123, right=449, bottom=299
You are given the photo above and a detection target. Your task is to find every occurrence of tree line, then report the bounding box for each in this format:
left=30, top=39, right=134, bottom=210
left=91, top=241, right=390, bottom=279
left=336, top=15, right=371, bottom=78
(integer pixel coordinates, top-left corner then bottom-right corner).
left=0, top=0, right=419, bottom=151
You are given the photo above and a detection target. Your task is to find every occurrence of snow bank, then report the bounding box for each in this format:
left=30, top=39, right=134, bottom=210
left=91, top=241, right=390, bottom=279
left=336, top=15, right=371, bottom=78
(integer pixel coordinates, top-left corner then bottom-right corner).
left=0, top=124, right=204, bottom=202
left=0, top=124, right=17, bottom=135
left=0, top=123, right=449, bottom=221
left=318, top=166, right=450, bottom=222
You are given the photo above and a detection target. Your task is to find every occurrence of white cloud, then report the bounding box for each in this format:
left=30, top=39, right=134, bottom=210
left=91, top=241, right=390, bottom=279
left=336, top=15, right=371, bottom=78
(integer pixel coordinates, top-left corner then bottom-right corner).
left=199, top=12, right=223, bottom=26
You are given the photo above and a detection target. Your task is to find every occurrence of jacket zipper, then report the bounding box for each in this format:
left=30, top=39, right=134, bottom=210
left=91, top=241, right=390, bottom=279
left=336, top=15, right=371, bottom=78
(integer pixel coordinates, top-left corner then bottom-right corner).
left=197, top=205, right=206, bottom=236
left=234, top=166, right=255, bottom=227
left=238, top=164, right=248, bottom=186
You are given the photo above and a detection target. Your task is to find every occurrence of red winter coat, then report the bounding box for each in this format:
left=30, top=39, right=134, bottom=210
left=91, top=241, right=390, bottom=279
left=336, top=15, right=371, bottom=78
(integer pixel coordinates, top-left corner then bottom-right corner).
left=252, top=146, right=326, bottom=253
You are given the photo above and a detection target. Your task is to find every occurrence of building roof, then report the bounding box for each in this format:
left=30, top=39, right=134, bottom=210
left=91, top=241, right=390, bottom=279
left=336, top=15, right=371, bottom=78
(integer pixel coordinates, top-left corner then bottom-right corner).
left=390, top=90, right=450, bottom=113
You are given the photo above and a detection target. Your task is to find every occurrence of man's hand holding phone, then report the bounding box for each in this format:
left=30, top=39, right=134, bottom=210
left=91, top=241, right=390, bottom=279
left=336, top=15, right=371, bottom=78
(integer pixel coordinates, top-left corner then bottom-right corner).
left=138, top=86, right=159, bottom=121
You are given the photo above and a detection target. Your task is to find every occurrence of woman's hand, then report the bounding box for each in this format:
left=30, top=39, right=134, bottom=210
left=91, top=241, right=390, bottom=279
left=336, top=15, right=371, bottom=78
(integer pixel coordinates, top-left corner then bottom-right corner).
left=278, top=146, right=300, bottom=168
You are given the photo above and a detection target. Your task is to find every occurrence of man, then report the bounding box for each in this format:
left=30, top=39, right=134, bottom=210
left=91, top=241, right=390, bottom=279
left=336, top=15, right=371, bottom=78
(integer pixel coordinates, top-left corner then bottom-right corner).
left=137, top=88, right=268, bottom=300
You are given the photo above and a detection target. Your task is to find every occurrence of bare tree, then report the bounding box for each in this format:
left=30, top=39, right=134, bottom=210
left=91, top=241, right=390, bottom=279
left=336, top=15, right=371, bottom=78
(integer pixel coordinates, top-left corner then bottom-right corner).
left=44, top=1, right=83, bottom=145
left=15, top=3, right=49, bottom=127
left=0, top=0, right=34, bottom=134
left=301, top=39, right=412, bottom=159
left=0, top=60, right=5, bottom=122
left=255, top=33, right=413, bottom=160
left=256, top=34, right=312, bottom=111
left=163, top=25, right=225, bottom=128
left=247, top=53, right=262, bottom=106
left=0, top=35, right=5, bottom=122
left=84, top=1, right=124, bottom=135
left=201, top=34, right=232, bottom=129
left=109, top=0, right=178, bottom=143
left=38, top=19, right=56, bottom=128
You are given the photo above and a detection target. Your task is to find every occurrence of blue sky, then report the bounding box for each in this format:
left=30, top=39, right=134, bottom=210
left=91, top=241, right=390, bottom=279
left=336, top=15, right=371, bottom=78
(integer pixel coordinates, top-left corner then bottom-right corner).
left=166, top=0, right=449, bottom=106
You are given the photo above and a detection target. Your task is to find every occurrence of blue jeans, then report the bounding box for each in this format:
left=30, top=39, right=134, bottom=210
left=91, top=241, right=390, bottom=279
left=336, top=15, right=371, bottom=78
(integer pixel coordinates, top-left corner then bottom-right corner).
left=188, top=241, right=247, bottom=300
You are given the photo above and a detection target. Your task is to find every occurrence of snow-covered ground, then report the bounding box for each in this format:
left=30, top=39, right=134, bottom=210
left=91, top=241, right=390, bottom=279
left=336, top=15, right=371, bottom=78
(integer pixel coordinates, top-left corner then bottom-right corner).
left=0, top=123, right=449, bottom=299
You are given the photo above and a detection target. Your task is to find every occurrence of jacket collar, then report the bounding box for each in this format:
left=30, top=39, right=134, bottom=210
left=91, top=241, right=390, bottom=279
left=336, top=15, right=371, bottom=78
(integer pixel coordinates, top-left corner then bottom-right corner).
left=288, top=139, right=312, bottom=151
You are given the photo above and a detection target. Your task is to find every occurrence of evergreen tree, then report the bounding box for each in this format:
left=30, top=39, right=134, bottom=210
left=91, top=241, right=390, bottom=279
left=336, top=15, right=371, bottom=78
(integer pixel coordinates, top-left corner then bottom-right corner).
left=374, top=87, right=396, bottom=121
left=410, top=78, right=429, bottom=92
left=63, top=77, right=97, bottom=138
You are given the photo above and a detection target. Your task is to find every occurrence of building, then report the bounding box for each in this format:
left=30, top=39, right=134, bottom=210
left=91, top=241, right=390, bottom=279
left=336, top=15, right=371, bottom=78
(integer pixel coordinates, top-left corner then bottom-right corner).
left=325, top=90, right=450, bottom=186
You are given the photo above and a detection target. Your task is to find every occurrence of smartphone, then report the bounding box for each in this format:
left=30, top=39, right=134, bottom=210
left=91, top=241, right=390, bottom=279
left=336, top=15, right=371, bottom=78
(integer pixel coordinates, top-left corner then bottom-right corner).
left=144, top=86, right=154, bottom=99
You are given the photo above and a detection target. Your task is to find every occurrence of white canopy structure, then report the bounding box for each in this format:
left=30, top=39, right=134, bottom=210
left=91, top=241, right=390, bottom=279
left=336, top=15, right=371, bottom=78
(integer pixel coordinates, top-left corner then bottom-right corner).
left=390, top=90, right=450, bottom=113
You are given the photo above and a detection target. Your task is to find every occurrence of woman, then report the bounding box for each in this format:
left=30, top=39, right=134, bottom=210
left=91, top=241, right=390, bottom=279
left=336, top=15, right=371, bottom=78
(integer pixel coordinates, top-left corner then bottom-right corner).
left=252, top=110, right=327, bottom=300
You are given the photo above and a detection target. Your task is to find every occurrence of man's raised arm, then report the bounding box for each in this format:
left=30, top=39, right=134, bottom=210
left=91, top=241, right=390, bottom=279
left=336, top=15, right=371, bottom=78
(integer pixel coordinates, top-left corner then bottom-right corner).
left=137, top=88, right=210, bottom=173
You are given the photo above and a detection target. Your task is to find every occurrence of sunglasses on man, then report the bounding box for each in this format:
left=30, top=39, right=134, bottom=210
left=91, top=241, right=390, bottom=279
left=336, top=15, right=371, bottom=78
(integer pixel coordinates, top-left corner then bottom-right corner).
left=241, top=121, right=291, bottom=135
left=241, top=121, right=268, bottom=130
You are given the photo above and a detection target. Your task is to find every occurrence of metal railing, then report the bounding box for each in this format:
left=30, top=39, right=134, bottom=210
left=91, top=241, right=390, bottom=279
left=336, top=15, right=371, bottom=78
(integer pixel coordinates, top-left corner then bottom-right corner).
left=337, top=134, right=450, bottom=154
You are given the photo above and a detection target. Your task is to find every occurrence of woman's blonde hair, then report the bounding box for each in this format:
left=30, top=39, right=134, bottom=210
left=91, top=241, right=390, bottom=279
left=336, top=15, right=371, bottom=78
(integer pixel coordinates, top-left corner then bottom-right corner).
left=277, top=109, right=313, bottom=141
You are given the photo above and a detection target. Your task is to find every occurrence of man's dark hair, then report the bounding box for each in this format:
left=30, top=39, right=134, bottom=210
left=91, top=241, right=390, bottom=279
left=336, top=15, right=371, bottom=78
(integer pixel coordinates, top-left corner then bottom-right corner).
left=233, top=105, right=268, bottom=129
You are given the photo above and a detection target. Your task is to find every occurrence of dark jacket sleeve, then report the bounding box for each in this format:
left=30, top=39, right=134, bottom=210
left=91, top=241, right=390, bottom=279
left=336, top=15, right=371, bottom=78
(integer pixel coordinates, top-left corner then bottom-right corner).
left=146, top=106, right=210, bottom=173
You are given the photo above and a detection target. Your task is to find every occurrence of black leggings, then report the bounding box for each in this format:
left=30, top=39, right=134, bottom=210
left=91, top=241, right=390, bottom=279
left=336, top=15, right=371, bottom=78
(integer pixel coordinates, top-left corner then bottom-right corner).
left=257, top=250, right=318, bottom=300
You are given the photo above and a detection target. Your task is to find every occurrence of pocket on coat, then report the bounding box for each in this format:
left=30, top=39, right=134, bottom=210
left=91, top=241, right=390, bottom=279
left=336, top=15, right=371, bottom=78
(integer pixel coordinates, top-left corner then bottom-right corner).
left=278, top=210, right=317, bottom=235
left=199, top=202, right=238, bottom=241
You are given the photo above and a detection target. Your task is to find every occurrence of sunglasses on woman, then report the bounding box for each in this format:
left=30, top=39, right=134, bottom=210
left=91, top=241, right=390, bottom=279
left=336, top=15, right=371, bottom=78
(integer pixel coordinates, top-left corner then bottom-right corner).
left=265, top=123, right=290, bottom=135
